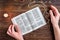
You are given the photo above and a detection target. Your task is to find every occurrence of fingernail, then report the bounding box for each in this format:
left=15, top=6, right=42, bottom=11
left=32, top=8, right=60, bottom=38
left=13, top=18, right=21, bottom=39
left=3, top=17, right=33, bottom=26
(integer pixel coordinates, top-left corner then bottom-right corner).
left=49, top=10, right=52, bottom=12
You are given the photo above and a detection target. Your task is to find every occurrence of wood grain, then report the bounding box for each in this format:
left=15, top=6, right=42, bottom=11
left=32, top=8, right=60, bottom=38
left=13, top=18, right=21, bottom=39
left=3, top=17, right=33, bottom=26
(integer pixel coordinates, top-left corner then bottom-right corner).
left=0, top=0, right=60, bottom=40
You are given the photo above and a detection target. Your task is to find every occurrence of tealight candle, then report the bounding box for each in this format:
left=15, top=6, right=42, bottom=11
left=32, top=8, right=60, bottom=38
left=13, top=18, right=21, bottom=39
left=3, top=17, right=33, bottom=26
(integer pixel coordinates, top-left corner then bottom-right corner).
left=3, top=13, right=8, bottom=17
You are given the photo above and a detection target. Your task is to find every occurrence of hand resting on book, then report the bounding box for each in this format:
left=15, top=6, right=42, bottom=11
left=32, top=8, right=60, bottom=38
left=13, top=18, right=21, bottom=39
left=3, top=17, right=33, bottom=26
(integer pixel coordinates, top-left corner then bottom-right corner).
left=7, top=5, right=60, bottom=40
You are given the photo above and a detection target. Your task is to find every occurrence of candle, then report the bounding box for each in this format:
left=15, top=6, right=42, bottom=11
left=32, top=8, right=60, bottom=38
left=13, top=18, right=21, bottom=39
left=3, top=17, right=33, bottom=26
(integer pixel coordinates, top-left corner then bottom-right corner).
left=3, top=13, right=8, bottom=17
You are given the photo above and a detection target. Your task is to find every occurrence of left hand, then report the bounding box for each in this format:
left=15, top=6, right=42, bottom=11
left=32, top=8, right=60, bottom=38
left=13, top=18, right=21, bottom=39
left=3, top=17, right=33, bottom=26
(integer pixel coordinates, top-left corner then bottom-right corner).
left=7, top=24, right=24, bottom=40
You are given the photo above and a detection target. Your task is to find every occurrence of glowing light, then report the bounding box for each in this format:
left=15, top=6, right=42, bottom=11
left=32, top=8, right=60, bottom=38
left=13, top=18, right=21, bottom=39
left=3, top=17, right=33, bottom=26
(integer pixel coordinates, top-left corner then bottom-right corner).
left=3, top=13, right=8, bottom=17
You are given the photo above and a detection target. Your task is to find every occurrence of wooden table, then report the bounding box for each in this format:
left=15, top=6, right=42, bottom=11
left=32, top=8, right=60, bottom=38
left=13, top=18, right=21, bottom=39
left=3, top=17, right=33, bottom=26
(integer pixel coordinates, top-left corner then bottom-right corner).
left=0, top=0, right=60, bottom=40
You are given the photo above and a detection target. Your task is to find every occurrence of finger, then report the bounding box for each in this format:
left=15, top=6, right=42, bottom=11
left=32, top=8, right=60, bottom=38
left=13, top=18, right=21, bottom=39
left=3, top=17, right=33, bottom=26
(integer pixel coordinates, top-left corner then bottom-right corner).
left=14, top=24, right=21, bottom=33
left=59, top=14, right=60, bottom=19
left=11, top=25, right=15, bottom=33
left=50, top=5, right=59, bottom=16
left=49, top=10, right=54, bottom=18
left=7, top=31, right=11, bottom=36
left=59, top=14, right=60, bottom=16
left=8, top=25, right=12, bottom=33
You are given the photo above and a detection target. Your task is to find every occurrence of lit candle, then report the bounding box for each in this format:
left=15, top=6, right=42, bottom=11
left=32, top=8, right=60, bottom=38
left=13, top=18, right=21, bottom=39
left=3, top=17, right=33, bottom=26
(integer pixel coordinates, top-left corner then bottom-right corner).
left=3, top=13, right=8, bottom=17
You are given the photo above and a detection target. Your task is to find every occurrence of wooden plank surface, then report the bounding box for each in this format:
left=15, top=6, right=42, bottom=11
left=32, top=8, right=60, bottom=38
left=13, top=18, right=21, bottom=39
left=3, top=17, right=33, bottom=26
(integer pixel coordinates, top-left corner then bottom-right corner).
left=0, top=0, right=60, bottom=40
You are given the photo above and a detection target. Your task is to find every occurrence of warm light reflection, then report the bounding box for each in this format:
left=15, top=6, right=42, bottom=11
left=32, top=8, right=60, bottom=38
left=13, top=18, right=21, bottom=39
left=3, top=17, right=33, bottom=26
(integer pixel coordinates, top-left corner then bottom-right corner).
left=3, top=13, right=8, bottom=18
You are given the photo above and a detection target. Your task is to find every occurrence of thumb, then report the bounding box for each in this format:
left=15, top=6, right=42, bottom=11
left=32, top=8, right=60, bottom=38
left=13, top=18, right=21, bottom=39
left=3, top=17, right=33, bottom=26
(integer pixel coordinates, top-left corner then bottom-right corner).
left=49, top=10, right=54, bottom=18
left=14, top=24, right=21, bottom=33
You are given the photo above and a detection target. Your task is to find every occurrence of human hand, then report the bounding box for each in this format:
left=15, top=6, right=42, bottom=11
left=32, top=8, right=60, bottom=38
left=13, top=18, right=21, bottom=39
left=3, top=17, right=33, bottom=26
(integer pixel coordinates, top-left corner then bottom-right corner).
left=7, top=25, right=24, bottom=40
left=49, top=5, right=60, bottom=40
left=49, top=5, right=60, bottom=28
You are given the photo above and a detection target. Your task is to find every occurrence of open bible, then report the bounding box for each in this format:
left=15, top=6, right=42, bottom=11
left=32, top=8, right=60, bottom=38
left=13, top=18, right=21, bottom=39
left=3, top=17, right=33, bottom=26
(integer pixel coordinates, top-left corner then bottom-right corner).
left=11, top=7, right=46, bottom=35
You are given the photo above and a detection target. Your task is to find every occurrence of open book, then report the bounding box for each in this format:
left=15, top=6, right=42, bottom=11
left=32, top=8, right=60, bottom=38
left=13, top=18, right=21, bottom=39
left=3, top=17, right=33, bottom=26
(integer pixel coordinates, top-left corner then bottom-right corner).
left=11, top=7, right=46, bottom=35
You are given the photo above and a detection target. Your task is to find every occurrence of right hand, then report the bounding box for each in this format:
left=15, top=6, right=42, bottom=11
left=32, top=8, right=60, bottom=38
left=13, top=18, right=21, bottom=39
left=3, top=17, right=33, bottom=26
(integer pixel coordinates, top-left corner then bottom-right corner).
left=49, top=5, right=60, bottom=40
left=49, top=5, right=60, bottom=28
